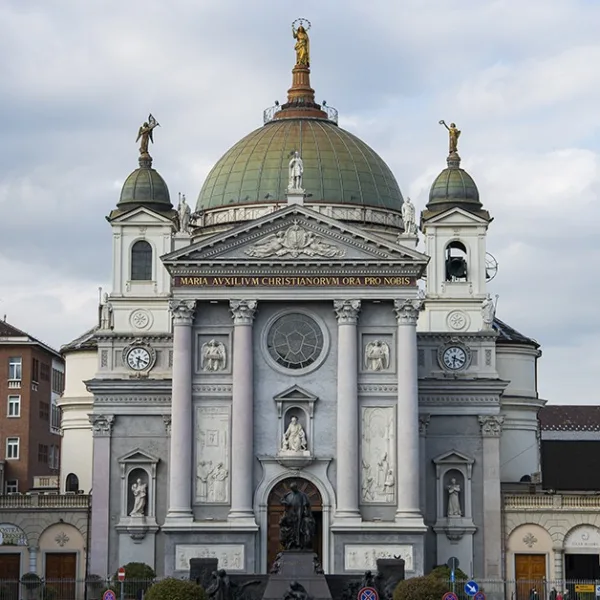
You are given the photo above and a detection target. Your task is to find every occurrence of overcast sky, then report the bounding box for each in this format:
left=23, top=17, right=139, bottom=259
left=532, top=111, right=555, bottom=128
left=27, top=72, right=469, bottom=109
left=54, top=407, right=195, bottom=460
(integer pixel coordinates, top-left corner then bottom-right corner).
left=1, top=0, right=599, bottom=404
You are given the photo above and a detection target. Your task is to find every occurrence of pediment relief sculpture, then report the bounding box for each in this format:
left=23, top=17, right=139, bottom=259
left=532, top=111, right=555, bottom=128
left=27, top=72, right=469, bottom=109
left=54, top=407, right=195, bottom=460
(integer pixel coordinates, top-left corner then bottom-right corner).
left=244, top=223, right=345, bottom=259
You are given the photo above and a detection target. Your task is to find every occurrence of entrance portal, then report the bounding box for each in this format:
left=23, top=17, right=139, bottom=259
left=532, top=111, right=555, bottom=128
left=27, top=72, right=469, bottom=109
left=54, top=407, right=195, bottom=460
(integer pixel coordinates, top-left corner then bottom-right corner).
left=267, top=477, right=323, bottom=570
left=565, top=553, right=600, bottom=580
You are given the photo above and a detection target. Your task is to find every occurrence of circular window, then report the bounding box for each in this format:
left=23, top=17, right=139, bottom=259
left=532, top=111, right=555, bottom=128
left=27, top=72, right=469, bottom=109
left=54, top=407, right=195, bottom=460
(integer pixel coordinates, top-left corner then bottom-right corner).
left=266, top=313, right=325, bottom=371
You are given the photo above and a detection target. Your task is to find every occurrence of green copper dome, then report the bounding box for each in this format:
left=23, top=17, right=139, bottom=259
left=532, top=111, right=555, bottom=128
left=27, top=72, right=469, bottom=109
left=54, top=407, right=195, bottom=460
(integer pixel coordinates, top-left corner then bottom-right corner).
left=196, top=119, right=404, bottom=212
left=118, top=160, right=172, bottom=211
left=426, top=154, right=481, bottom=213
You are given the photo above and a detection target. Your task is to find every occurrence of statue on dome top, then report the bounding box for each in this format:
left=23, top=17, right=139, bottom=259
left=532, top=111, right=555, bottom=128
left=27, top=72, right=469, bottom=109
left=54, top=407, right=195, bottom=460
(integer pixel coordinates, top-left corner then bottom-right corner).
left=136, top=114, right=160, bottom=157
left=292, top=19, right=311, bottom=67
left=439, top=120, right=461, bottom=155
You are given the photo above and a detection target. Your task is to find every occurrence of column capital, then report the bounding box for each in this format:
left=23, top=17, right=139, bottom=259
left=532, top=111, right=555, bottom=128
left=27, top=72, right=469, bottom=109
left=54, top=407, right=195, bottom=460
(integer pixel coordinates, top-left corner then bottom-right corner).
left=162, top=414, right=172, bottom=437
left=169, top=299, right=196, bottom=325
left=393, top=299, right=423, bottom=325
left=419, top=414, right=431, bottom=437
left=333, top=299, right=361, bottom=324
left=89, top=414, right=115, bottom=437
left=230, top=300, right=257, bottom=325
left=478, top=415, right=504, bottom=437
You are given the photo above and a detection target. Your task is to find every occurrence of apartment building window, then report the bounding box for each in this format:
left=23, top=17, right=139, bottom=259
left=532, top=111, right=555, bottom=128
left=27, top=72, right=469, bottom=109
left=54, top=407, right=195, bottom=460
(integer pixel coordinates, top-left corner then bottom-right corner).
left=40, top=363, right=50, bottom=381
left=6, top=438, right=19, bottom=460
left=49, top=445, right=59, bottom=470
left=51, top=404, right=61, bottom=430
left=8, top=357, right=22, bottom=382
left=39, top=401, right=49, bottom=421
left=32, top=358, right=39, bottom=383
left=51, top=369, right=64, bottom=394
left=38, top=443, right=48, bottom=463
left=7, top=396, right=20, bottom=417
left=5, top=480, right=18, bottom=494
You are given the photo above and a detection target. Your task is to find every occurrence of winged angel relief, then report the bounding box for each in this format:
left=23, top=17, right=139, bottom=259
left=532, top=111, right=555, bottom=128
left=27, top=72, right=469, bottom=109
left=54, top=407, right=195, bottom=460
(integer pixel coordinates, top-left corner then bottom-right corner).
left=364, top=340, right=390, bottom=371
left=244, top=223, right=345, bottom=259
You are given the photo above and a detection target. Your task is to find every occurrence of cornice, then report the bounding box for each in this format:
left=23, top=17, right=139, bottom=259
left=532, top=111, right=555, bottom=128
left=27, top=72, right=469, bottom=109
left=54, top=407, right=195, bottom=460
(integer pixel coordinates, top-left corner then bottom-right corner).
left=95, top=333, right=173, bottom=343
left=417, top=332, right=498, bottom=343
left=85, top=378, right=173, bottom=395
left=93, top=395, right=171, bottom=405
left=418, top=378, right=509, bottom=395
left=169, top=265, right=422, bottom=276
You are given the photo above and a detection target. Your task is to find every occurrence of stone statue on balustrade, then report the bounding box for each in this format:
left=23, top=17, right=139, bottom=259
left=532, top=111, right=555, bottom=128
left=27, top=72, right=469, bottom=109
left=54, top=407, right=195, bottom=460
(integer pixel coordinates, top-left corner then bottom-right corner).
left=279, top=482, right=315, bottom=550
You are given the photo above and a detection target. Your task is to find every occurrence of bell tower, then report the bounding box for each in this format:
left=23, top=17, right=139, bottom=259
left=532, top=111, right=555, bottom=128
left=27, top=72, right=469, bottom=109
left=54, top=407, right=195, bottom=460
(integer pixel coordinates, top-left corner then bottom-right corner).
left=419, top=122, right=493, bottom=333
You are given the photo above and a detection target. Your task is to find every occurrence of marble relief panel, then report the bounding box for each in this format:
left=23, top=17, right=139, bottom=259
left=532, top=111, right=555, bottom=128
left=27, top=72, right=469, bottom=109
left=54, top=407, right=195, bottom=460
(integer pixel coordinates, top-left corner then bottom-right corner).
left=195, top=333, right=231, bottom=375
left=175, top=544, right=244, bottom=571
left=360, top=406, right=396, bottom=504
left=344, top=544, right=413, bottom=571
left=195, top=405, right=231, bottom=504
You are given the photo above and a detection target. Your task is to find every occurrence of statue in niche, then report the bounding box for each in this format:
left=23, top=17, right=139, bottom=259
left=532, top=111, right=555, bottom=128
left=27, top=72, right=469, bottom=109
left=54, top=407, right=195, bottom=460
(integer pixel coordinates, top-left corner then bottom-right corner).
left=201, top=340, right=227, bottom=372
left=279, top=482, right=315, bottom=550
left=129, top=477, right=147, bottom=517
left=364, top=340, right=390, bottom=371
left=177, top=194, right=191, bottom=233
left=207, top=462, right=229, bottom=502
left=288, top=151, right=304, bottom=191
left=481, top=293, right=498, bottom=330
left=401, top=197, right=418, bottom=236
left=99, top=293, right=113, bottom=330
left=447, top=477, right=462, bottom=517
left=281, top=416, right=308, bottom=453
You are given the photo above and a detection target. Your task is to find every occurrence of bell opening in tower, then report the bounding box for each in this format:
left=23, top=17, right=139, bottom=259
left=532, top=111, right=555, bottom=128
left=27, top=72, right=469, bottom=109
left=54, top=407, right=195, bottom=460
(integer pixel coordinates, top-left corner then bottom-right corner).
left=445, top=241, right=468, bottom=281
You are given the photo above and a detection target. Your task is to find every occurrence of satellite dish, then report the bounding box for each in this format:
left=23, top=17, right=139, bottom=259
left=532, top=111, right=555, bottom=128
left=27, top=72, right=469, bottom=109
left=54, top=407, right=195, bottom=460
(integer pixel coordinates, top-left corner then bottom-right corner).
left=446, top=256, right=467, bottom=279
left=485, top=252, right=499, bottom=281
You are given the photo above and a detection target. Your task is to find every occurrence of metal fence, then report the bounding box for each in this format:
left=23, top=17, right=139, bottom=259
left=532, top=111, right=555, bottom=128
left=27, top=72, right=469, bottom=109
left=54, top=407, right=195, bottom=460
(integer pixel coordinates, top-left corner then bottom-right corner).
left=443, top=580, right=600, bottom=600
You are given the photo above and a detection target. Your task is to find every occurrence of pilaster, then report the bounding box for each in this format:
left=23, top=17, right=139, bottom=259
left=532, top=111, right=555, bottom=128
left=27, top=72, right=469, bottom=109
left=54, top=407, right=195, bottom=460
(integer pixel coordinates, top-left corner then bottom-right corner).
left=479, top=414, right=504, bottom=578
left=89, top=414, right=115, bottom=576
left=333, top=299, right=361, bottom=521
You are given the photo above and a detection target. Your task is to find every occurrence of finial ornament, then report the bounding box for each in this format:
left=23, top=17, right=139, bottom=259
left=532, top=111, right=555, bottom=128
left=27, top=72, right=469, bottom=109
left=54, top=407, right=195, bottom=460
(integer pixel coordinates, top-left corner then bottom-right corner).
left=136, top=114, right=160, bottom=160
left=292, top=18, right=311, bottom=66
left=439, top=120, right=461, bottom=155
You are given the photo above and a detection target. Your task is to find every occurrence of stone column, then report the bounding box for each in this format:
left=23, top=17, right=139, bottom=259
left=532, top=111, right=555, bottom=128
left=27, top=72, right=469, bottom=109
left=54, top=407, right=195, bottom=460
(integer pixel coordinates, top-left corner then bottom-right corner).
left=28, top=546, right=38, bottom=573
left=228, top=300, right=258, bottom=521
left=419, top=414, right=431, bottom=515
left=479, top=415, right=504, bottom=578
left=333, top=299, right=361, bottom=520
left=89, top=414, right=115, bottom=576
left=167, top=299, right=196, bottom=520
left=394, top=299, right=423, bottom=519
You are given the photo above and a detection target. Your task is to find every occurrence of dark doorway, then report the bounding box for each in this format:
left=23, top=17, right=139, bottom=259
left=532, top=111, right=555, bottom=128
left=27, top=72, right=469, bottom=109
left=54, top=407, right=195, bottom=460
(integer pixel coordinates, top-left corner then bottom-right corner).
left=0, top=553, right=20, bottom=600
left=45, top=552, right=77, bottom=600
left=267, top=477, right=323, bottom=571
left=65, top=474, right=79, bottom=493
left=565, top=553, right=600, bottom=580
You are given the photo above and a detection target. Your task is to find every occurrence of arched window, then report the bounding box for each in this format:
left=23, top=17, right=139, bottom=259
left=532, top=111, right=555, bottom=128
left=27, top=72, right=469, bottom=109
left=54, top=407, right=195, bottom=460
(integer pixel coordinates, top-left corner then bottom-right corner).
left=65, top=473, right=79, bottom=493
left=445, top=241, right=468, bottom=282
left=131, top=240, right=153, bottom=281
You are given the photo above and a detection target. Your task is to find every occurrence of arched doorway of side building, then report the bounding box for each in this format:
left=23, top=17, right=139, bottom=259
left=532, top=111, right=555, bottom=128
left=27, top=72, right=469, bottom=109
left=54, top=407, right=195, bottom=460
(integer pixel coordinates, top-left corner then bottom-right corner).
left=267, top=477, right=323, bottom=570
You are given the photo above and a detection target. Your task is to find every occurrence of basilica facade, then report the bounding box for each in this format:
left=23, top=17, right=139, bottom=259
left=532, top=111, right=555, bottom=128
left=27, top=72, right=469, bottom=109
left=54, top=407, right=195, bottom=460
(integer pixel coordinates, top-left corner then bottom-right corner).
left=84, top=28, right=544, bottom=579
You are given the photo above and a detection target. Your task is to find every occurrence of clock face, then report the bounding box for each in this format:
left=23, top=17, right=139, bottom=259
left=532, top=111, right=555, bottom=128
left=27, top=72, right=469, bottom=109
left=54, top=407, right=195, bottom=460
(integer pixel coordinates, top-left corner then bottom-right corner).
left=126, top=346, right=152, bottom=371
left=442, top=346, right=468, bottom=370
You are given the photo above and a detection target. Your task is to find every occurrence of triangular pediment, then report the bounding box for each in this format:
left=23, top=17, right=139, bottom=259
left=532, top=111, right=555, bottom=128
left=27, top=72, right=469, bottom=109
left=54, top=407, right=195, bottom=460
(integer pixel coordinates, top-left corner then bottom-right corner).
left=432, top=449, right=474, bottom=466
left=118, top=448, right=159, bottom=464
left=423, top=207, right=489, bottom=227
left=162, top=205, right=428, bottom=267
left=109, top=206, right=175, bottom=226
left=273, top=385, right=318, bottom=403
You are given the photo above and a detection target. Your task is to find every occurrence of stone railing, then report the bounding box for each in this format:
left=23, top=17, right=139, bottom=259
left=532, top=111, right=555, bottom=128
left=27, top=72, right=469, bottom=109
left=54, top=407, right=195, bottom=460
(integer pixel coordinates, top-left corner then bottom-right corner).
left=504, top=493, right=600, bottom=510
left=0, top=494, right=90, bottom=509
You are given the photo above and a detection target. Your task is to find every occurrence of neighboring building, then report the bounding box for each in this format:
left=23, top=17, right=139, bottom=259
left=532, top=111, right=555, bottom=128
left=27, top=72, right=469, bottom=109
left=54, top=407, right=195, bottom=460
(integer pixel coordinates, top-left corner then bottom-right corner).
left=503, top=405, right=600, bottom=584
left=83, top=27, right=545, bottom=578
left=0, top=319, right=63, bottom=493
left=58, top=328, right=98, bottom=494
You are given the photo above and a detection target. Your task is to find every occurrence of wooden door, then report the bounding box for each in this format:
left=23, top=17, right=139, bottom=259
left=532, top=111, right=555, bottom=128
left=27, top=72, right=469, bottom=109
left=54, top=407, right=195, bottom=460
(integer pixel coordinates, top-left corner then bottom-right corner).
left=267, top=478, right=323, bottom=571
left=515, top=554, right=546, bottom=600
left=0, top=553, right=20, bottom=600
left=45, top=553, right=76, bottom=600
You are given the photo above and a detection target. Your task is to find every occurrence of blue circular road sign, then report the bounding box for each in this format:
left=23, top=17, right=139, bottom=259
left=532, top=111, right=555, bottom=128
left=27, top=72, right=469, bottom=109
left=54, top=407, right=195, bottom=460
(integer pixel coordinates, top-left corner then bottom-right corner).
left=358, top=587, right=379, bottom=600
left=465, top=581, right=479, bottom=596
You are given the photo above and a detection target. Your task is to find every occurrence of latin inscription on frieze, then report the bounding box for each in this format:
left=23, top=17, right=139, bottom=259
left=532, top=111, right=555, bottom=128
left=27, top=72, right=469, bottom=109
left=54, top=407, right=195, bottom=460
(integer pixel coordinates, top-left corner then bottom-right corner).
left=173, top=275, right=416, bottom=288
